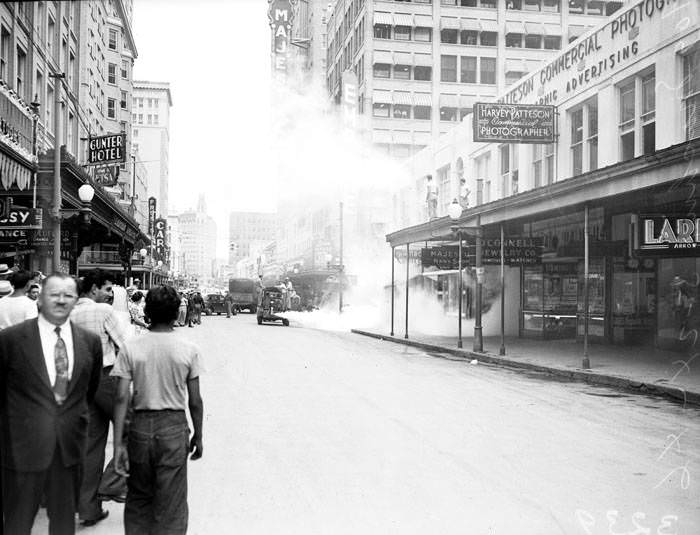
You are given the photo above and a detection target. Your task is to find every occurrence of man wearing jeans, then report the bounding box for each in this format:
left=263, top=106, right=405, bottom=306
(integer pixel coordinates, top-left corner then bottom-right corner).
left=112, top=285, right=204, bottom=534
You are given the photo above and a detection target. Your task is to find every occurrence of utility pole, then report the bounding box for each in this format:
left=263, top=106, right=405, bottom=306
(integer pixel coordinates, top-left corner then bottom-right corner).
left=339, top=201, right=343, bottom=314
left=50, top=73, right=65, bottom=273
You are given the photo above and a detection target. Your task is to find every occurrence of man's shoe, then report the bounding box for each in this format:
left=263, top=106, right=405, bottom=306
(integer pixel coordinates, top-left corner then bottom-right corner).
left=81, top=509, right=109, bottom=527
left=98, top=492, right=126, bottom=504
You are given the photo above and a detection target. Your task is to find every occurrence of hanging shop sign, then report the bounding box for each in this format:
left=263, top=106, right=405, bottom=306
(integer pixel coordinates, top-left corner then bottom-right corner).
left=153, top=218, right=167, bottom=260
left=481, top=237, right=544, bottom=265
left=473, top=103, right=555, bottom=144
left=638, top=214, right=700, bottom=257
left=421, top=246, right=471, bottom=270
left=93, top=165, right=119, bottom=187
left=148, top=197, right=157, bottom=236
left=87, top=133, right=126, bottom=165
left=0, top=196, right=42, bottom=229
left=268, top=0, right=295, bottom=76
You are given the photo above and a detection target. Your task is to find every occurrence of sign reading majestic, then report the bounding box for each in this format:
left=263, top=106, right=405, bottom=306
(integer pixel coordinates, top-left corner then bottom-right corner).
left=421, top=246, right=471, bottom=270
left=638, top=215, right=700, bottom=256
left=268, top=0, right=295, bottom=76
left=148, top=197, right=157, bottom=236
left=153, top=218, right=167, bottom=260
left=473, top=103, right=555, bottom=144
left=87, top=134, right=126, bottom=165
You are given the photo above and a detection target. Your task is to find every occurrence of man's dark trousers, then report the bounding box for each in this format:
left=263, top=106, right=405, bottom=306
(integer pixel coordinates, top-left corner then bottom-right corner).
left=79, top=366, right=126, bottom=521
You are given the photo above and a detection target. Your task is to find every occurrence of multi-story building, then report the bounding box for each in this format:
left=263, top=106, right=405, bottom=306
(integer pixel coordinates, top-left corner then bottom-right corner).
left=177, top=195, right=217, bottom=282
left=132, top=80, right=172, bottom=217
left=325, top=0, right=627, bottom=159
left=291, top=0, right=329, bottom=85
left=228, top=211, right=278, bottom=265
left=386, top=0, right=700, bottom=353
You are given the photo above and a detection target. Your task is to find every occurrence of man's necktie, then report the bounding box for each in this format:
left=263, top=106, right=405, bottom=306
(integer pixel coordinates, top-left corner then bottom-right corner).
left=54, top=326, right=69, bottom=405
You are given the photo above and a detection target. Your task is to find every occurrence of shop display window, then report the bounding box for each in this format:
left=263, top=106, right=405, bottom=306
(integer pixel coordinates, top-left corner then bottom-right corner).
left=612, top=257, right=656, bottom=345
left=522, top=263, right=577, bottom=339
left=657, top=258, right=700, bottom=350
left=577, top=258, right=605, bottom=338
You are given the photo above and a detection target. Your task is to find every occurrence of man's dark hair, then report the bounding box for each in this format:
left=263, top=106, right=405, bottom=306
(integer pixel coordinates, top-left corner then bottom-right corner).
left=9, top=270, right=32, bottom=290
left=79, top=269, right=113, bottom=295
left=426, top=174, right=432, bottom=180
left=131, top=290, right=144, bottom=303
left=144, top=285, right=180, bottom=326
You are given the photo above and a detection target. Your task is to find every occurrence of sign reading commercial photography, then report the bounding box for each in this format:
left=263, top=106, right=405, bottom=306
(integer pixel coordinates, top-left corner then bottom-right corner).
left=87, top=133, right=126, bottom=165
left=153, top=218, right=167, bottom=260
left=473, top=103, right=555, bottom=144
left=638, top=215, right=700, bottom=257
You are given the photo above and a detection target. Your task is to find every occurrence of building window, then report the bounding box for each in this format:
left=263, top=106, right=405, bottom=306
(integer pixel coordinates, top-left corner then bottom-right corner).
left=524, top=34, right=542, bottom=49
left=571, top=108, right=584, bottom=175
left=108, top=28, right=117, bottom=50
left=460, top=30, right=478, bottom=46
left=507, top=0, right=523, bottom=9
left=588, top=99, right=598, bottom=171
left=524, top=0, right=542, bottom=10
left=0, top=27, right=9, bottom=80
left=506, top=33, right=523, bottom=48
left=440, top=107, right=458, bottom=122
left=543, top=0, right=560, bottom=12
left=414, top=66, right=432, bottom=81
left=373, top=102, right=390, bottom=118
left=480, top=57, right=496, bottom=84
left=393, top=105, right=411, bottom=118
left=373, top=63, right=390, bottom=78
left=569, top=0, right=584, bottom=14
left=441, top=55, right=457, bottom=83
left=619, top=80, right=635, bottom=161
left=107, top=98, right=116, bottom=119
left=414, top=106, right=431, bottom=120
left=138, top=113, right=143, bottom=123
left=683, top=48, right=700, bottom=140
left=480, top=32, right=497, bottom=47
left=395, top=25, right=411, bottom=40
left=394, top=64, right=411, bottom=80
left=108, top=63, right=116, bottom=84
left=441, top=29, right=459, bottom=44
left=121, top=59, right=129, bottom=79
left=544, top=36, right=561, bottom=50
left=460, top=56, right=477, bottom=83
left=505, top=70, right=526, bottom=86
left=374, top=24, right=391, bottom=39
left=414, top=27, right=432, bottom=42
left=533, top=145, right=543, bottom=187
left=120, top=90, right=128, bottom=110
left=480, top=0, right=496, bottom=7
left=641, top=72, right=655, bottom=156
left=154, top=114, right=159, bottom=125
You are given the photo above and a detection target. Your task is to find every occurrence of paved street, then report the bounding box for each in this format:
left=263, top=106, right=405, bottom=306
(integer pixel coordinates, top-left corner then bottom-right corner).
left=38, top=313, right=700, bottom=534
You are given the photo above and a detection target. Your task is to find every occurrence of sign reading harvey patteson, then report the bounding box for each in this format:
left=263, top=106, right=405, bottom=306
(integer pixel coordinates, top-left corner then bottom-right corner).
left=638, top=215, right=700, bottom=257
left=473, top=103, right=555, bottom=144
left=87, top=133, right=126, bottom=165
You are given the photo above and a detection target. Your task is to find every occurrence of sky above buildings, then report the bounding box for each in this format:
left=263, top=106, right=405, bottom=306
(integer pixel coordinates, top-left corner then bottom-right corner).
left=133, top=0, right=274, bottom=257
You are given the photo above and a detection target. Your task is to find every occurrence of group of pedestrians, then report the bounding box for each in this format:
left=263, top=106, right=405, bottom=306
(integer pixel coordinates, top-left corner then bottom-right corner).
left=176, top=290, right=204, bottom=327
left=0, top=267, right=205, bottom=534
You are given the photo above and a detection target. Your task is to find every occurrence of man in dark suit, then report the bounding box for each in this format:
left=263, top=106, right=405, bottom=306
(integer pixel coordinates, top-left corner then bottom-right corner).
left=0, top=273, right=102, bottom=535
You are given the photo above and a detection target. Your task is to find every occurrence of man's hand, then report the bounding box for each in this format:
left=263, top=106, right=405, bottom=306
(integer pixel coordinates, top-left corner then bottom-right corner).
left=189, top=435, right=203, bottom=460
left=114, top=444, right=129, bottom=477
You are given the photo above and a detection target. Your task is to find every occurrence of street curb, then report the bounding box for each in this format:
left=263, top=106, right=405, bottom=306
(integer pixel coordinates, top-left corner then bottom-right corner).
left=351, top=329, right=700, bottom=408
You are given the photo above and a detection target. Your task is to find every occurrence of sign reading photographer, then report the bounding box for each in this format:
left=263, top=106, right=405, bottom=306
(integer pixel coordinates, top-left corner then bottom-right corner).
left=473, top=103, right=555, bottom=144
left=638, top=214, right=700, bottom=257
left=87, top=133, right=126, bottom=165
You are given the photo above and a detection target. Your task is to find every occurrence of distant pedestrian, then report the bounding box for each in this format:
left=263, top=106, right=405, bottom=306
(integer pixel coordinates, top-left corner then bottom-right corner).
left=177, top=293, right=188, bottom=326
left=458, top=177, right=471, bottom=210
left=113, top=285, right=204, bottom=535
left=426, top=174, right=438, bottom=219
left=128, top=291, right=148, bottom=334
left=224, top=291, right=235, bottom=318
left=0, top=270, right=38, bottom=330
left=0, top=273, right=103, bottom=535
left=192, top=292, right=204, bottom=324
left=27, top=283, right=41, bottom=301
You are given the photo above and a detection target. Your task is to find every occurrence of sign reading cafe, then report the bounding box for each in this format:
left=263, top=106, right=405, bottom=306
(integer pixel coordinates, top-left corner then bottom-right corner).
left=638, top=215, right=700, bottom=257
left=473, top=103, right=555, bottom=144
left=153, top=218, right=167, bottom=261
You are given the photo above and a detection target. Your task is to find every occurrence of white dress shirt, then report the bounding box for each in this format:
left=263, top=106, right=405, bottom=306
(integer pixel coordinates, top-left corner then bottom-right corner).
left=38, top=315, right=75, bottom=386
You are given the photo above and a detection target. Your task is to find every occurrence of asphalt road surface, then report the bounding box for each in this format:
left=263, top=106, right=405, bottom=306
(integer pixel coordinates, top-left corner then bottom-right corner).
left=36, top=312, right=700, bottom=534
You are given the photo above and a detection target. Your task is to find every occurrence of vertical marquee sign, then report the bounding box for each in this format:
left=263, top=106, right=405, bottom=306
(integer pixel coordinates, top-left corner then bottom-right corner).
left=268, top=0, right=295, bottom=77
left=148, top=197, right=157, bottom=237
left=153, top=218, right=167, bottom=261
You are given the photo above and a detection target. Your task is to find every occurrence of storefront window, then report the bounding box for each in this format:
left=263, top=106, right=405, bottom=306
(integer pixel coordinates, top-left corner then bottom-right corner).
left=612, top=257, right=656, bottom=345
left=577, top=259, right=605, bottom=338
left=657, top=258, right=700, bottom=350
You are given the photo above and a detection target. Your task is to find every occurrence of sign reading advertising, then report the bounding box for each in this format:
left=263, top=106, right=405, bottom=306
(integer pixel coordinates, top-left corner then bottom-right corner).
left=153, top=218, right=167, bottom=260
left=421, top=246, right=471, bottom=270
left=638, top=215, right=700, bottom=257
left=473, top=103, right=555, bottom=144
left=268, top=0, right=295, bottom=76
left=148, top=197, right=157, bottom=236
left=87, top=134, right=126, bottom=165
left=0, top=197, right=42, bottom=229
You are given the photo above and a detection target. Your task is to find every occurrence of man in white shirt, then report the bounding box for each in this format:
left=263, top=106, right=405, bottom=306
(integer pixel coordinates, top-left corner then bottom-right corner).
left=0, top=270, right=38, bottom=330
left=426, top=174, right=438, bottom=219
left=459, top=177, right=471, bottom=210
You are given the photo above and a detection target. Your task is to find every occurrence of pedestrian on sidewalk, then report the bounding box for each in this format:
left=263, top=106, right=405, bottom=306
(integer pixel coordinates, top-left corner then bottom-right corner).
left=177, top=292, right=188, bottom=326
left=224, top=291, right=235, bottom=318
left=0, top=273, right=103, bottom=535
left=0, top=270, right=38, bottom=330
left=426, top=174, right=438, bottom=220
left=113, top=284, right=204, bottom=535
left=70, top=269, right=130, bottom=526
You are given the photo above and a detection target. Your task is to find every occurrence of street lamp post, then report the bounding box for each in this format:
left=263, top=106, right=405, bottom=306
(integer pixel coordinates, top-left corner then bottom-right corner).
left=447, top=200, right=464, bottom=349
left=49, top=72, right=65, bottom=272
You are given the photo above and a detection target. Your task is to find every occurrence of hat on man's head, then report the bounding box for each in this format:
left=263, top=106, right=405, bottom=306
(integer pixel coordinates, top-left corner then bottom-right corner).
left=0, top=280, right=12, bottom=296
left=0, top=264, right=10, bottom=278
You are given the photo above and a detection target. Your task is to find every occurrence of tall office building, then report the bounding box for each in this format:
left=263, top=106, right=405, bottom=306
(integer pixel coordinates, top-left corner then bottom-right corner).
left=325, top=0, right=626, bottom=158
left=291, top=0, right=329, bottom=85
left=228, top=211, right=278, bottom=266
left=177, top=195, right=217, bottom=281
left=132, top=80, right=172, bottom=217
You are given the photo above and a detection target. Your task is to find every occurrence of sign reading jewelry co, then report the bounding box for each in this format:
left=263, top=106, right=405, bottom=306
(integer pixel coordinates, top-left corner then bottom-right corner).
left=638, top=215, right=700, bottom=257
left=87, top=133, right=126, bottom=165
left=153, top=218, right=167, bottom=260
left=473, top=103, right=555, bottom=144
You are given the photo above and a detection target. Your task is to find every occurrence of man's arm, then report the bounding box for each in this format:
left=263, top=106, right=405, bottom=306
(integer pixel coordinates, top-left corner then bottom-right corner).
left=105, top=309, right=129, bottom=354
left=113, top=377, right=131, bottom=476
left=87, top=336, right=103, bottom=403
left=186, top=377, right=203, bottom=460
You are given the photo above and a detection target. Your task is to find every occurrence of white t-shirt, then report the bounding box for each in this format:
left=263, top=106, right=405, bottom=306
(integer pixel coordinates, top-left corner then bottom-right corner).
left=0, top=295, right=38, bottom=330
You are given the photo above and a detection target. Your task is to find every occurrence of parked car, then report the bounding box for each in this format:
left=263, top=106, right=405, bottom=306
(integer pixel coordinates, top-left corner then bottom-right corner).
left=229, top=278, right=258, bottom=313
left=204, top=294, right=227, bottom=315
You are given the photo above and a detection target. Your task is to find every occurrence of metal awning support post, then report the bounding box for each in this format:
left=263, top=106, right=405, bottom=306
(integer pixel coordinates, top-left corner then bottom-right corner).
left=582, top=204, right=591, bottom=369
left=473, top=216, right=483, bottom=353
left=390, top=246, right=395, bottom=337
left=404, top=243, right=409, bottom=339
left=499, top=223, right=506, bottom=356
left=457, top=231, right=463, bottom=349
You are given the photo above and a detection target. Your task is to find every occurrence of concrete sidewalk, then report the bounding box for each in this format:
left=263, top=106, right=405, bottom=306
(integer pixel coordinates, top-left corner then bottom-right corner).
left=351, top=329, right=700, bottom=406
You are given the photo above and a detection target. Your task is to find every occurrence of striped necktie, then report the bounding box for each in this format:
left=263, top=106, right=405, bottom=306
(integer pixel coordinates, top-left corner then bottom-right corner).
left=53, top=326, right=69, bottom=405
